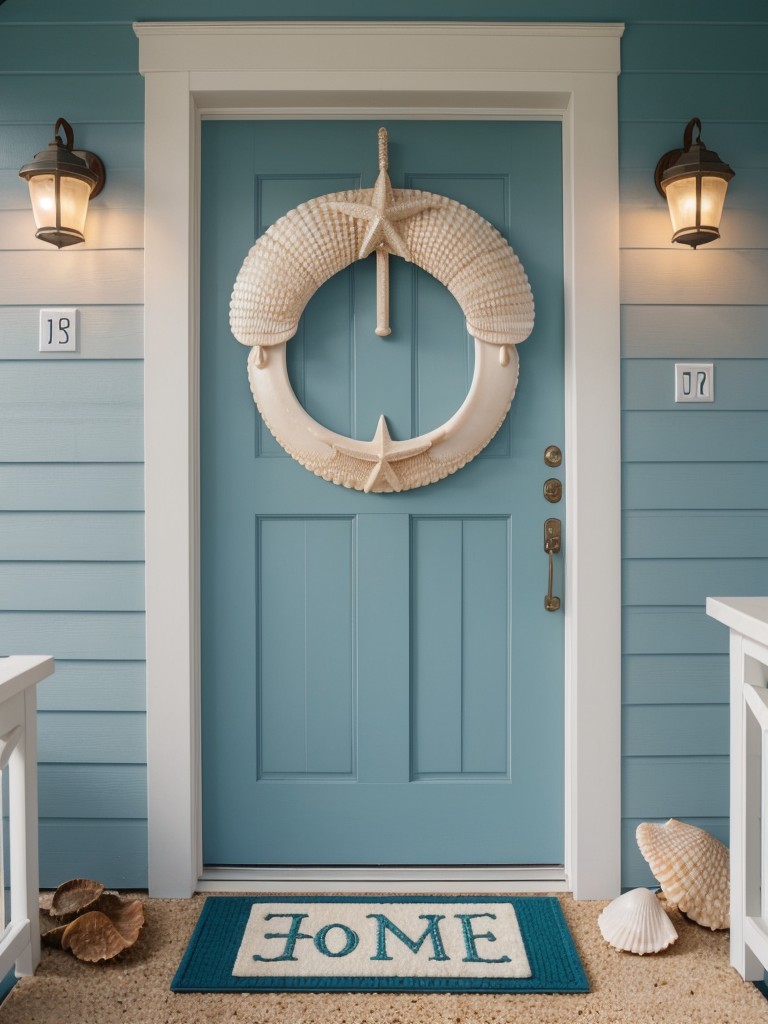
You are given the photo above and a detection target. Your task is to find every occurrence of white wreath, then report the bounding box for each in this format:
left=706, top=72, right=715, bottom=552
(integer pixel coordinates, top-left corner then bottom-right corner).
left=230, top=131, right=534, bottom=493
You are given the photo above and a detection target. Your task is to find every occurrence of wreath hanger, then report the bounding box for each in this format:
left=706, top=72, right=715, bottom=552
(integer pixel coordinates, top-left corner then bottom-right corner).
left=230, top=128, right=534, bottom=493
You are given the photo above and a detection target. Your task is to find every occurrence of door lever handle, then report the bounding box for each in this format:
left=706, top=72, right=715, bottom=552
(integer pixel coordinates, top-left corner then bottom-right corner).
left=544, top=518, right=561, bottom=612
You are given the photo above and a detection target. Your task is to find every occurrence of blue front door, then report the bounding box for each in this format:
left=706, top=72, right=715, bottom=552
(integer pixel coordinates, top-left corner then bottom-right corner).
left=200, top=120, right=564, bottom=866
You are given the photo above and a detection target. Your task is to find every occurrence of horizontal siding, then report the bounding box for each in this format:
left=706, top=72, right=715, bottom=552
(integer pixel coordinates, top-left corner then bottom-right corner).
left=621, top=24, right=768, bottom=72
left=623, top=559, right=768, bottom=606
left=0, top=563, right=144, bottom=611
left=0, top=25, right=139, bottom=73
left=38, top=711, right=146, bottom=763
left=621, top=250, right=768, bottom=305
left=38, top=764, right=146, bottom=818
left=0, top=513, right=144, bottom=560
left=37, top=660, right=145, bottom=712
left=622, top=654, right=728, bottom=705
left=0, top=306, right=143, bottom=358
left=623, top=607, right=727, bottom=656
left=622, top=705, right=728, bottom=757
left=0, top=365, right=143, bottom=462
left=39, top=821, right=147, bottom=889
left=2, top=0, right=767, bottom=22
left=621, top=305, right=768, bottom=359
left=0, top=464, right=144, bottom=511
left=623, top=758, right=729, bottom=819
left=623, top=360, right=768, bottom=411
left=619, top=72, right=768, bottom=123
left=0, top=74, right=143, bottom=123
left=624, top=511, right=768, bottom=558
left=0, top=612, right=145, bottom=660
left=623, top=464, right=768, bottom=510
left=0, top=251, right=142, bottom=305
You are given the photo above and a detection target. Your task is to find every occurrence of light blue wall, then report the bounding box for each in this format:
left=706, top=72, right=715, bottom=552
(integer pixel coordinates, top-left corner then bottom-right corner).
left=0, top=0, right=766, bottom=889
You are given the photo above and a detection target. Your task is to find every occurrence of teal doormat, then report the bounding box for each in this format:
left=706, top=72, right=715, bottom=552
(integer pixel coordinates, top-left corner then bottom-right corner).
left=172, top=895, right=589, bottom=994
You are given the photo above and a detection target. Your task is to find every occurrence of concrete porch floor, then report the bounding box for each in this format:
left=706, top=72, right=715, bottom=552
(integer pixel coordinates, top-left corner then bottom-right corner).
left=1, top=894, right=767, bottom=1023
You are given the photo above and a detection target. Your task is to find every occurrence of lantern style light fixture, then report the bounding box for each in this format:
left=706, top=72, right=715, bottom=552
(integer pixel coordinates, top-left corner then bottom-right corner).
left=654, top=117, right=734, bottom=249
left=18, top=118, right=105, bottom=249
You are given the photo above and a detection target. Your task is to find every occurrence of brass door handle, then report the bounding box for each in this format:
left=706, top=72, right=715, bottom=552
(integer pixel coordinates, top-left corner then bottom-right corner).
left=544, top=518, right=561, bottom=612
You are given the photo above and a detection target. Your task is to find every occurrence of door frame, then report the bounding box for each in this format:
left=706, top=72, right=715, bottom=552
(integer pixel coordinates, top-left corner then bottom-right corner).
left=136, top=20, right=624, bottom=899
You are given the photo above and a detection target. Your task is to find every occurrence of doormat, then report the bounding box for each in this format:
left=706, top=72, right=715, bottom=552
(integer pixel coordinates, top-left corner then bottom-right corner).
left=172, top=896, right=588, bottom=994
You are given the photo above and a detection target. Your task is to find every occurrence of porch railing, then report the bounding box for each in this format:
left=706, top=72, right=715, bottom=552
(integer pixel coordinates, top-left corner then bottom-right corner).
left=707, top=597, right=768, bottom=981
left=0, top=655, right=54, bottom=982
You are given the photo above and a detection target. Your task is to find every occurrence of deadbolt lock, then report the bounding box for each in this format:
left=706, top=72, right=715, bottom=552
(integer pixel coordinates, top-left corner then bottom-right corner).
left=543, top=478, right=562, bottom=503
left=544, top=444, right=562, bottom=468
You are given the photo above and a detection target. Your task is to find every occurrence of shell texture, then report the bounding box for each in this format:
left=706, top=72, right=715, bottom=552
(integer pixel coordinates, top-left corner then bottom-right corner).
left=230, top=189, right=534, bottom=350
left=60, top=897, right=144, bottom=963
left=598, top=887, right=678, bottom=955
left=636, top=818, right=729, bottom=930
left=50, top=878, right=104, bottom=918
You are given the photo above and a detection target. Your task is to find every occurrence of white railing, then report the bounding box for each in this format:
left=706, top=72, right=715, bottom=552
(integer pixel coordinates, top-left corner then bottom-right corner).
left=707, top=597, right=768, bottom=981
left=0, top=655, right=53, bottom=982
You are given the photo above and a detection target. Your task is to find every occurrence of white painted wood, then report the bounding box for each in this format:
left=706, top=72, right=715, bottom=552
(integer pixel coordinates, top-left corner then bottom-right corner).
left=621, top=249, right=768, bottom=306
left=136, top=20, right=624, bottom=901
left=708, top=597, right=768, bottom=650
left=0, top=655, right=54, bottom=979
left=707, top=599, right=768, bottom=980
left=198, top=867, right=568, bottom=896
left=0, top=251, right=143, bottom=306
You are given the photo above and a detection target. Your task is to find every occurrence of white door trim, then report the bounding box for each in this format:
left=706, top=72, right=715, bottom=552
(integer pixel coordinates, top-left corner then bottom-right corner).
left=136, top=20, right=624, bottom=899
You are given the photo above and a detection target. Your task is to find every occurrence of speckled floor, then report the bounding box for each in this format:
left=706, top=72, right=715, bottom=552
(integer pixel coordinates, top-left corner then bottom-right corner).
left=2, top=893, right=767, bottom=1024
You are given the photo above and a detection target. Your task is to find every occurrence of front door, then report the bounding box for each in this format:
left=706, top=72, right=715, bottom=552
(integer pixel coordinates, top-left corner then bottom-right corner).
left=200, top=120, right=564, bottom=866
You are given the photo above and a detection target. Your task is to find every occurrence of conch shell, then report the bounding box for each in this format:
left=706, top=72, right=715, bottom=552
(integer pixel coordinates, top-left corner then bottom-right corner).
left=636, top=818, right=729, bottom=930
left=598, top=887, right=678, bottom=954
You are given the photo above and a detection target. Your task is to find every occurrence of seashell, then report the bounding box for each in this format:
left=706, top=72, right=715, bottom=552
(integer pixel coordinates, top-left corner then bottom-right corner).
left=60, top=897, right=144, bottom=963
left=39, top=909, right=67, bottom=948
left=598, top=887, right=678, bottom=954
left=636, top=818, right=729, bottom=930
left=50, top=878, right=104, bottom=919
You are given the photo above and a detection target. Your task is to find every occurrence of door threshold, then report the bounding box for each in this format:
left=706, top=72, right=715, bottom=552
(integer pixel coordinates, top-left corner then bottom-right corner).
left=198, top=865, right=568, bottom=894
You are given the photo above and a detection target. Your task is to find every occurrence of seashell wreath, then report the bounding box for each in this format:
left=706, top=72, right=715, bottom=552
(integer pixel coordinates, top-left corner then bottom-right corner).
left=598, top=818, right=729, bottom=955
left=39, top=878, right=144, bottom=963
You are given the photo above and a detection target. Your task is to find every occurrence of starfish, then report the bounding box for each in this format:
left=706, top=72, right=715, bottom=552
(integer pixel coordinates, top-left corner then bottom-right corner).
left=333, top=415, right=433, bottom=493
left=326, top=166, right=438, bottom=262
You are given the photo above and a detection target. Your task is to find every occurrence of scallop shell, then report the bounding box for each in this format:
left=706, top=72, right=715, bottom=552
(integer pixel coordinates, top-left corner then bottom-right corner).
left=598, top=887, right=678, bottom=954
left=636, top=818, right=729, bottom=930
left=60, top=897, right=144, bottom=963
left=50, top=878, right=104, bottom=919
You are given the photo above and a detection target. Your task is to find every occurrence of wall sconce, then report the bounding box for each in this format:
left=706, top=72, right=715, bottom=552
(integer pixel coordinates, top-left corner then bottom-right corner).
left=18, top=118, right=105, bottom=249
left=654, top=118, right=734, bottom=249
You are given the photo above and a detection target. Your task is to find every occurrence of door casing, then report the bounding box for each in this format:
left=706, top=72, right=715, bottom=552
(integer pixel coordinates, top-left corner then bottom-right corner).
left=136, top=20, right=624, bottom=899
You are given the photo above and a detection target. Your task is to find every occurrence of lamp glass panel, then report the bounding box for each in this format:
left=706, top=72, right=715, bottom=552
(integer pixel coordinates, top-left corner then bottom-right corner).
left=27, top=174, right=57, bottom=230
left=58, top=176, right=92, bottom=235
left=664, top=175, right=698, bottom=236
left=28, top=173, right=91, bottom=234
left=700, top=176, right=728, bottom=228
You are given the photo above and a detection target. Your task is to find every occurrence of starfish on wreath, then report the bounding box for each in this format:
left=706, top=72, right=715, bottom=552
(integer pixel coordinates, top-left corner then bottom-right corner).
left=326, top=163, right=439, bottom=262
left=333, top=415, right=433, bottom=493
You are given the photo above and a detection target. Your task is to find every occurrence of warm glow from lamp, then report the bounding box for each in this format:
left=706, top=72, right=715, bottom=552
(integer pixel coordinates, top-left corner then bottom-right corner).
left=654, top=118, right=734, bottom=249
left=19, top=118, right=105, bottom=249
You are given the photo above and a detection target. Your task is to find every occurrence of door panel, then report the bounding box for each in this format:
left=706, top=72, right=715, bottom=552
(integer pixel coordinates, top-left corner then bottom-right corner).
left=201, top=120, right=564, bottom=866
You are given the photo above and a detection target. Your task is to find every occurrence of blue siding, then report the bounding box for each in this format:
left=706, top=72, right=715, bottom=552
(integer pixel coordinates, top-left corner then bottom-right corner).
left=1, top=0, right=766, bottom=889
